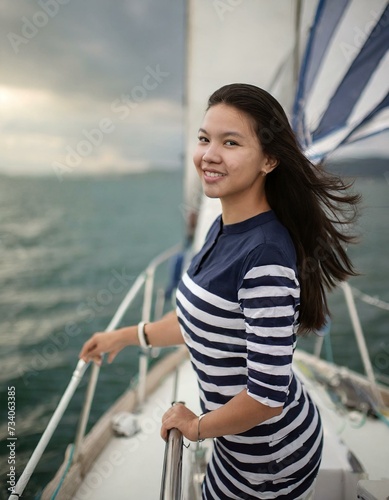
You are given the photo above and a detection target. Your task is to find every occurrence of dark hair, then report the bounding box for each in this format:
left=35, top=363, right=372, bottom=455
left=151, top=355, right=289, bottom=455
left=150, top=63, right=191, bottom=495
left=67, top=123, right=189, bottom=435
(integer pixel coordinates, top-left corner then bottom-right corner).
left=207, top=83, right=360, bottom=334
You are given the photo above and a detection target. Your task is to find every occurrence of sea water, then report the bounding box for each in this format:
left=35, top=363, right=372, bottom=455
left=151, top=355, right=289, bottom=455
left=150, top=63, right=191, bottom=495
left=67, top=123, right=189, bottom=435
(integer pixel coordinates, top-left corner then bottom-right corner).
left=0, top=170, right=388, bottom=498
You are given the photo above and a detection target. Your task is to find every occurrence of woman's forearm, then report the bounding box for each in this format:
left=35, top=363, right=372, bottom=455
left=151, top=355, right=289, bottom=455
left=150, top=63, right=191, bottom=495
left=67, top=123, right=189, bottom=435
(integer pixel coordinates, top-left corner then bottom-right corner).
left=119, top=310, right=184, bottom=348
left=79, top=310, right=184, bottom=364
left=161, top=389, right=283, bottom=442
left=198, top=390, right=282, bottom=439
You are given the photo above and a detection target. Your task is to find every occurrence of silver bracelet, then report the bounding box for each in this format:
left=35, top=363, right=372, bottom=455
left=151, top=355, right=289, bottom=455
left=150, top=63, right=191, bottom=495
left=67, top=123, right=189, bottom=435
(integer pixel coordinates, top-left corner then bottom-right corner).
left=197, top=413, right=206, bottom=442
left=137, top=321, right=150, bottom=349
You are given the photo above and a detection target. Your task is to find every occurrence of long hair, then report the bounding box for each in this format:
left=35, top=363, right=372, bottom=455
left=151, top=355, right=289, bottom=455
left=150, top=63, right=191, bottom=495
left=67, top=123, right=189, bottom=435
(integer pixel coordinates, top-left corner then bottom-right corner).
left=207, top=83, right=360, bottom=334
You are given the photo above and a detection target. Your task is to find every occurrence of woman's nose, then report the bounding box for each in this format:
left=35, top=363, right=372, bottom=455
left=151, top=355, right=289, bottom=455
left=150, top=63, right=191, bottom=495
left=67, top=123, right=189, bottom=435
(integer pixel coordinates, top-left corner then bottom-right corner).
left=202, top=143, right=221, bottom=163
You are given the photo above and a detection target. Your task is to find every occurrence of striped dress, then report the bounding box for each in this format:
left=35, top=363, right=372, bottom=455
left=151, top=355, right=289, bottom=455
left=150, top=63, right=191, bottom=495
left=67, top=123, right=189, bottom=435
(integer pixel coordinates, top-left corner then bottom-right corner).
left=176, top=211, right=323, bottom=499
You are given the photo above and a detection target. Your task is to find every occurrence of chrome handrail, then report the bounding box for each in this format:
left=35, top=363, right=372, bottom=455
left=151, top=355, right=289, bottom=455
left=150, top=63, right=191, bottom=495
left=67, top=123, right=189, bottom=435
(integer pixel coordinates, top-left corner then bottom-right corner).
left=160, top=427, right=183, bottom=500
left=8, top=244, right=181, bottom=499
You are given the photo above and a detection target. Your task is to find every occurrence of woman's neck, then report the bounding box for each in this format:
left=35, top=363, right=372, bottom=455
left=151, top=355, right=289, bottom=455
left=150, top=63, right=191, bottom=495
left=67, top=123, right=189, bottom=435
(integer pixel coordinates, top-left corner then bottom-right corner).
left=221, top=197, right=271, bottom=225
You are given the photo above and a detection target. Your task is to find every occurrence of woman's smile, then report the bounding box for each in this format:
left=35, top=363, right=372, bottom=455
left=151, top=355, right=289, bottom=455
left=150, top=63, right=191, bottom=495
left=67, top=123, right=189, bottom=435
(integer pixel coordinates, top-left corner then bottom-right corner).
left=203, top=169, right=226, bottom=181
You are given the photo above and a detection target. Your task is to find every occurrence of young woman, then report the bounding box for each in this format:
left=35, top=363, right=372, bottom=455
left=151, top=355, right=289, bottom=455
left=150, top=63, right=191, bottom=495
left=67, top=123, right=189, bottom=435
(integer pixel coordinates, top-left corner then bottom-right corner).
left=80, top=84, right=360, bottom=499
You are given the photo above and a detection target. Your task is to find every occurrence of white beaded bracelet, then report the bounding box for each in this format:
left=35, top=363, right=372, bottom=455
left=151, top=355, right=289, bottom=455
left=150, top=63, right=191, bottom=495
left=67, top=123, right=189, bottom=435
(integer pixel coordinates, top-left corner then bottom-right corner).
left=137, top=321, right=150, bottom=349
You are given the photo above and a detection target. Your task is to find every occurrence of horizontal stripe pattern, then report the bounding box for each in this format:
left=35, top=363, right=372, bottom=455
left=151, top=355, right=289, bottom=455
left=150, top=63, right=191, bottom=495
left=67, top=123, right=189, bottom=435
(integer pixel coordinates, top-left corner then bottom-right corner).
left=177, top=212, right=322, bottom=498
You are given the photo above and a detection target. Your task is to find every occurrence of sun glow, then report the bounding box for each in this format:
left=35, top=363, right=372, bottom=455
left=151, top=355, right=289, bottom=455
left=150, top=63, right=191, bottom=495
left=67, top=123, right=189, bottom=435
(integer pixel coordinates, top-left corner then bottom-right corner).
left=0, top=86, right=56, bottom=113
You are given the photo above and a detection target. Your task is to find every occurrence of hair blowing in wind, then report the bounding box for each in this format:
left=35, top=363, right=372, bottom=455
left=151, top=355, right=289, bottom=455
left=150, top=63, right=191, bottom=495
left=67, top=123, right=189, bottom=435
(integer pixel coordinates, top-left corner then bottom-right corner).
left=208, top=83, right=361, bottom=334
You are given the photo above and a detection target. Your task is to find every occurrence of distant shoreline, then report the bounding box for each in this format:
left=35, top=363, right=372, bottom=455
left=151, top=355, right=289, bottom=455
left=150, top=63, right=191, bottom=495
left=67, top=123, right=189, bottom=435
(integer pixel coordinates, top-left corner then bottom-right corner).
left=326, top=157, right=389, bottom=178
left=1, top=157, right=388, bottom=179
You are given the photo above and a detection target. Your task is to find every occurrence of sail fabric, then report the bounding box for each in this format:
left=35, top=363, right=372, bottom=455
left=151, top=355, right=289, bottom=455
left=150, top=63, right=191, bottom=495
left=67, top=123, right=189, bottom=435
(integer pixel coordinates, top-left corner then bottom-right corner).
left=293, top=0, right=389, bottom=162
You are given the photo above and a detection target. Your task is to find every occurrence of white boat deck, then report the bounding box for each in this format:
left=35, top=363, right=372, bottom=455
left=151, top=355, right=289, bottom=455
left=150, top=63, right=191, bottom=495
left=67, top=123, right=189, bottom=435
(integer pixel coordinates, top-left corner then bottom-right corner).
left=70, top=351, right=389, bottom=500
left=74, top=358, right=201, bottom=500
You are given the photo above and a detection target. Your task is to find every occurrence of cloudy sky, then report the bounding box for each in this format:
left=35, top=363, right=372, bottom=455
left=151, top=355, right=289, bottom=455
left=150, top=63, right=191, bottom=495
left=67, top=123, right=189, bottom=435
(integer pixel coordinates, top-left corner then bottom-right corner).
left=1, top=0, right=388, bottom=178
left=1, top=0, right=186, bottom=177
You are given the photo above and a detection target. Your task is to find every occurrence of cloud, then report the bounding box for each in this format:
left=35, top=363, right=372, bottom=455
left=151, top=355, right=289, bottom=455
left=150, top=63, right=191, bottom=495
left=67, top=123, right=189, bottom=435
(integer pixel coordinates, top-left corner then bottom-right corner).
left=2, top=0, right=387, bottom=177
left=1, top=0, right=185, bottom=101
left=1, top=82, right=183, bottom=176
left=1, top=0, right=185, bottom=176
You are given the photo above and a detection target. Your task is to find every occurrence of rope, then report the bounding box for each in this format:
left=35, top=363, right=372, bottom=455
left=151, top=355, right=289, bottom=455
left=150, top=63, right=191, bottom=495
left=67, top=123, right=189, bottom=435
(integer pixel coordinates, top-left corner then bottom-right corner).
left=351, top=287, right=389, bottom=311
left=50, top=444, right=74, bottom=499
left=323, top=332, right=335, bottom=364
left=376, top=410, right=389, bottom=428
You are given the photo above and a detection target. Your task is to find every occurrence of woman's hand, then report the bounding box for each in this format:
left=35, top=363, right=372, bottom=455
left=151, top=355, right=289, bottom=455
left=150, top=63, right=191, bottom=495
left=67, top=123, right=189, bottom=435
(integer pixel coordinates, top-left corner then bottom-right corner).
left=161, top=403, right=199, bottom=442
left=79, top=328, right=134, bottom=365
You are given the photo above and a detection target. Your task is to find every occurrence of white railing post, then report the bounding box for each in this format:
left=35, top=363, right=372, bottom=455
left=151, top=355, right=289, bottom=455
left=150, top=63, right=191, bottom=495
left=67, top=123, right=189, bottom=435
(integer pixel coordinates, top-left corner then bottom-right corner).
left=137, top=244, right=181, bottom=407
left=341, top=281, right=385, bottom=408
left=8, top=360, right=88, bottom=500
left=137, top=266, right=155, bottom=407
left=73, top=272, right=146, bottom=461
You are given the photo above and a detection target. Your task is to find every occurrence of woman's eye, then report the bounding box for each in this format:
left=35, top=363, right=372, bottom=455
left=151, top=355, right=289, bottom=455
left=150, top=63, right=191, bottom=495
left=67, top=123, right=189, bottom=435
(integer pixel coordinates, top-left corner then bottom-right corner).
left=198, top=136, right=208, bottom=143
left=225, top=140, right=238, bottom=146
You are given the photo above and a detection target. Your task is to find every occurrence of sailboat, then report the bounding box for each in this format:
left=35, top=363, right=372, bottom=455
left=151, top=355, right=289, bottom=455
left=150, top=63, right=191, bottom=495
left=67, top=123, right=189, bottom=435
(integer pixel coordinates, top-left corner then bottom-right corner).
left=9, top=1, right=389, bottom=499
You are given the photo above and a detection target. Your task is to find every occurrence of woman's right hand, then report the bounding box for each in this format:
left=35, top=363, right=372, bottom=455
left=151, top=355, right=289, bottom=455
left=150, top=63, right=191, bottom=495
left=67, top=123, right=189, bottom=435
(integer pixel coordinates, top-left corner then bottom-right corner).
left=79, top=327, right=134, bottom=366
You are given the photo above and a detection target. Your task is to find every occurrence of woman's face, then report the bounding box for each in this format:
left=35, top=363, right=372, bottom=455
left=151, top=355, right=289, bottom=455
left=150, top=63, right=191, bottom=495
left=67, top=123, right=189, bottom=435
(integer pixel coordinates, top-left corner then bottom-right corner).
left=193, top=104, right=275, bottom=209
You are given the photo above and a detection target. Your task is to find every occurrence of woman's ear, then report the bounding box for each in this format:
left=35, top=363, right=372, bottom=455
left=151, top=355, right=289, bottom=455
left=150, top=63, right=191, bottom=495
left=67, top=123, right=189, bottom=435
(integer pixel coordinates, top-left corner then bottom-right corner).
left=265, top=155, right=279, bottom=173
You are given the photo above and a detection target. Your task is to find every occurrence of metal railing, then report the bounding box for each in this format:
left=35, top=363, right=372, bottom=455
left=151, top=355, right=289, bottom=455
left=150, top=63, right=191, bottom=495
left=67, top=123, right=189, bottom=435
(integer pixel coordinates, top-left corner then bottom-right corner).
left=341, top=281, right=385, bottom=407
left=73, top=243, right=180, bottom=461
left=8, top=243, right=180, bottom=500
left=8, top=360, right=89, bottom=499
left=160, top=427, right=184, bottom=500
left=314, top=281, right=386, bottom=408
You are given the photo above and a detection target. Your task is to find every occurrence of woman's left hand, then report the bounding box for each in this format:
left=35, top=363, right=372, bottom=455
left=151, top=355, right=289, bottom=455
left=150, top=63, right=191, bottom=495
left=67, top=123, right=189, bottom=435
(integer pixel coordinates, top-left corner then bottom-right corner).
left=161, top=403, right=199, bottom=442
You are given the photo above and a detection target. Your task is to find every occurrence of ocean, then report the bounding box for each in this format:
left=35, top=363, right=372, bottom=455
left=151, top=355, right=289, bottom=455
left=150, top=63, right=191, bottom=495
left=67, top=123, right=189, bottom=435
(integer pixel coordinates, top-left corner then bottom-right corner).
left=0, top=169, right=388, bottom=499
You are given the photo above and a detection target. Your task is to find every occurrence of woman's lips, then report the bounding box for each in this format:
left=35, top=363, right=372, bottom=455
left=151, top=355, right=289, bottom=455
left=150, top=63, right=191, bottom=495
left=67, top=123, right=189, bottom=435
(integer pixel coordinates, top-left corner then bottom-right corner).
left=203, top=170, right=226, bottom=182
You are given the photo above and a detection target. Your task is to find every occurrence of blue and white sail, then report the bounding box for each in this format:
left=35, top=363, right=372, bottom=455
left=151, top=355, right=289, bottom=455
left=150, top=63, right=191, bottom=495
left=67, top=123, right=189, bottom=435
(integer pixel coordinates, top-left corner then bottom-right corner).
left=292, top=0, right=389, bottom=162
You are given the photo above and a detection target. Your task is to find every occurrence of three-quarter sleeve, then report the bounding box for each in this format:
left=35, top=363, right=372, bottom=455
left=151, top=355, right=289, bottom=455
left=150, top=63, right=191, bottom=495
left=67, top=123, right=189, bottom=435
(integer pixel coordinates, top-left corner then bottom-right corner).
left=238, top=243, right=300, bottom=407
